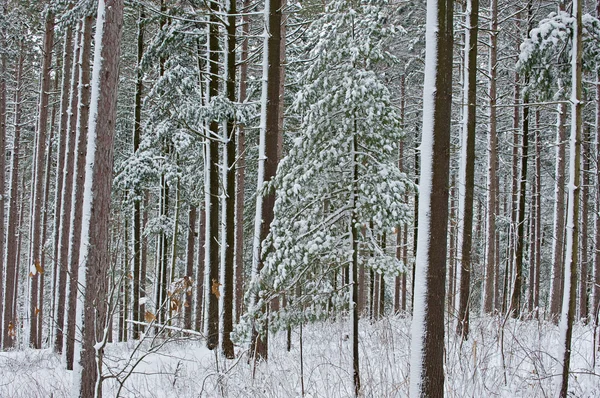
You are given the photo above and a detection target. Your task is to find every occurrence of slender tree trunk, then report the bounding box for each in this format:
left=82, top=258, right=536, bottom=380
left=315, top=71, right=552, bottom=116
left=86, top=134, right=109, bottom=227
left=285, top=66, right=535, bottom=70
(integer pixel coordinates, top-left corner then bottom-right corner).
left=351, top=132, right=360, bottom=396
left=132, top=10, right=144, bottom=340
left=29, top=7, right=54, bottom=349
left=534, top=111, right=542, bottom=316
left=559, top=0, right=582, bottom=394
left=250, top=0, right=283, bottom=361
left=54, top=22, right=82, bottom=353
left=579, top=127, right=589, bottom=321
left=483, top=0, right=497, bottom=314
left=184, top=206, right=196, bottom=329
left=409, top=0, right=453, bottom=394
left=448, top=178, right=456, bottom=316
left=234, top=0, right=250, bottom=324
left=0, top=0, right=8, bottom=346
left=205, top=0, right=220, bottom=350
left=221, top=0, right=237, bottom=359
left=2, top=42, right=24, bottom=349
left=456, top=0, right=478, bottom=339
left=195, top=209, right=205, bottom=332
left=65, top=13, right=93, bottom=369
left=72, top=1, right=123, bottom=395
left=550, top=103, right=567, bottom=323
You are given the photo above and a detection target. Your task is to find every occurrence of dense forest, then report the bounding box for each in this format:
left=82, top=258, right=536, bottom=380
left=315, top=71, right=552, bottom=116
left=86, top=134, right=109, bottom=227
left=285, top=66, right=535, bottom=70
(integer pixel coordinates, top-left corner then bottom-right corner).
left=0, top=0, right=599, bottom=396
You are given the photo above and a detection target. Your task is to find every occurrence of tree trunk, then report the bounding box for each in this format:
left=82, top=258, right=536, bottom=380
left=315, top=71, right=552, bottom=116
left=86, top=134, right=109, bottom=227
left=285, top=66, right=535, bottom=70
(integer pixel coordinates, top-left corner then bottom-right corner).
left=409, top=0, right=453, bottom=394
left=72, top=1, right=123, bottom=396
left=221, top=0, right=237, bottom=359
left=205, top=0, right=220, bottom=350
left=250, top=0, right=283, bottom=361
left=2, top=41, right=24, bottom=349
left=550, top=103, right=567, bottom=323
left=132, top=9, right=145, bottom=340
left=29, top=7, right=54, bottom=349
left=456, top=0, right=478, bottom=339
left=0, top=0, right=8, bottom=346
left=65, top=13, right=93, bottom=370
left=510, top=102, right=528, bottom=319
left=579, top=126, right=589, bottom=321
left=483, top=0, right=497, bottom=314
left=559, top=0, right=582, bottom=394
left=195, top=208, right=205, bottom=332
left=54, top=22, right=81, bottom=353
left=184, top=206, right=196, bottom=329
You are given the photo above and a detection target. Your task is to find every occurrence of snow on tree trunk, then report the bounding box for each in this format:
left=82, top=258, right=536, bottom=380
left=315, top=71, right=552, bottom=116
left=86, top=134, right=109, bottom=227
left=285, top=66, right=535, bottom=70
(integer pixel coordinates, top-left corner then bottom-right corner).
left=250, top=0, right=282, bottom=361
left=205, top=0, right=220, bottom=350
left=0, top=0, right=7, bottom=346
left=456, top=0, right=478, bottom=339
left=221, top=0, right=237, bottom=359
left=28, top=6, right=54, bottom=349
left=132, top=10, right=145, bottom=340
left=409, top=0, right=453, bottom=395
left=483, top=0, right=498, bottom=314
left=550, top=102, right=567, bottom=323
left=559, top=0, right=582, bottom=394
left=65, top=13, right=92, bottom=370
left=54, top=21, right=81, bottom=354
left=2, top=41, right=24, bottom=350
left=71, top=1, right=123, bottom=396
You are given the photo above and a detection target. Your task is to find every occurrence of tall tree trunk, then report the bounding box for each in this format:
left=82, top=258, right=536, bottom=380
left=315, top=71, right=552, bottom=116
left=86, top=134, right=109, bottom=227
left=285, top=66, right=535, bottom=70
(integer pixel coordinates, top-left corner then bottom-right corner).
left=205, top=0, right=220, bottom=350
left=250, top=0, right=283, bottom=361
left=195, top=208, right=205, bottom=332
left=456, top=0, right=478, bottom=339
left=351, top=131, right=360, bottom=396
left=579, top=126, right=589, bottom=321
left=29, top=6, right=54, bottom=349
left=559, top=0, right=582, bottom=394
left=409, top=0, right=453, bottom=394
left=234, top=0, right=250, bottom=324
left=483, top=0, right=497, bottom=314
left=550, top=103, right=567, bottom=323
left=132, top=9, right=145, bottom=340
left=54, top=22, right=81, bottom=354
left=2, top=41, right=24, bottom=349
left=221, top=0, right=237, bottom=359
left=65, top=13, right=93, bottom=370
left=184, top=206, right=196, bottom=329
left=595, top=1, right=600, bottom=323
left=0, top=0, right=8, bottom=346
left=533, top=111, right=542, bottom=315
left=71, top=2, right=123, bottom=396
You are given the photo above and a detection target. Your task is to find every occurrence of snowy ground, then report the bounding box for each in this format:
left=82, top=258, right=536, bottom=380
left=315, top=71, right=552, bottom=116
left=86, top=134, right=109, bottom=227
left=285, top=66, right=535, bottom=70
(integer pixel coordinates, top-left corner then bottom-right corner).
left=1, top=315, right=600, bottom=397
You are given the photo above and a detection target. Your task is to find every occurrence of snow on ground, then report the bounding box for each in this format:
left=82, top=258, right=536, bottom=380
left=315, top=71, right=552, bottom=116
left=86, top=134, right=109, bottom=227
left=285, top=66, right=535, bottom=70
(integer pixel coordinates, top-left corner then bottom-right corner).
left=1, top=315, right=599, bottom=397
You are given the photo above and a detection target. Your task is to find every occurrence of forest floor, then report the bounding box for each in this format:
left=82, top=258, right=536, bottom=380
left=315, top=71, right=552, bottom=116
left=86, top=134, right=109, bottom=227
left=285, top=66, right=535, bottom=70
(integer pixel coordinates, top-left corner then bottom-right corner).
left=1, top=315, right=599, bottom=397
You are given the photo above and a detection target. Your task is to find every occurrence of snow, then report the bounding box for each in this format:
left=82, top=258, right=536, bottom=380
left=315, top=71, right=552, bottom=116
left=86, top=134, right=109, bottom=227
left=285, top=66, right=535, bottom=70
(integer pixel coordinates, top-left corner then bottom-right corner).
left=2, top=316, right=600, bottom=397
left=409, top=0, right=438, bottom=395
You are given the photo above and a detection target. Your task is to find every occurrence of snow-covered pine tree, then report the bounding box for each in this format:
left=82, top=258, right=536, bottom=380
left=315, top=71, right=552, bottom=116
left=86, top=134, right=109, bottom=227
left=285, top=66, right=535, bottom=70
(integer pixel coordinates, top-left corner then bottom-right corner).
left=241, top=0, right=412, bottom=392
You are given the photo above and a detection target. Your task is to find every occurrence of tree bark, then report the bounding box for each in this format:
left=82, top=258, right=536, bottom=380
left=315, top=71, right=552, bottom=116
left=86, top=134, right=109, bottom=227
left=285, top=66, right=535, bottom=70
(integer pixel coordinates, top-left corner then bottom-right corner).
left=132, top=9, right=145, bottom=340
left=184, top=206, right=196, bottom=330
left=205, top=0, right=220, bottom=350
left=456, top=0, right=478, bottom=339
left=559, top=0, right=582, bottom=394
left=483, top=0, right=498, bottom=314
left=72, top=1, right=123, bottom=396
left=54, top=22, right=81, bottom=354
left=550, top=103, right=567, bottom=323
left=250, top=0, right=283, bottom=361
left=221, top=0, right=237, bottom=359
left=2, top=41, right=24, bottom=349
left=29, top=7, right=54, bottom=349
left=65, top=13, right=93, bottom=370
left=409, top=0, right=453, bottom=394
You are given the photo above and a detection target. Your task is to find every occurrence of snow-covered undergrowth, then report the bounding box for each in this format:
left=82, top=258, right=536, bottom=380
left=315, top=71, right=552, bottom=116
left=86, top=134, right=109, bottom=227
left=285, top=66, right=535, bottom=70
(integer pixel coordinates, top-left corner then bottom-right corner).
left=1, top=316, right=599, bottom=397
